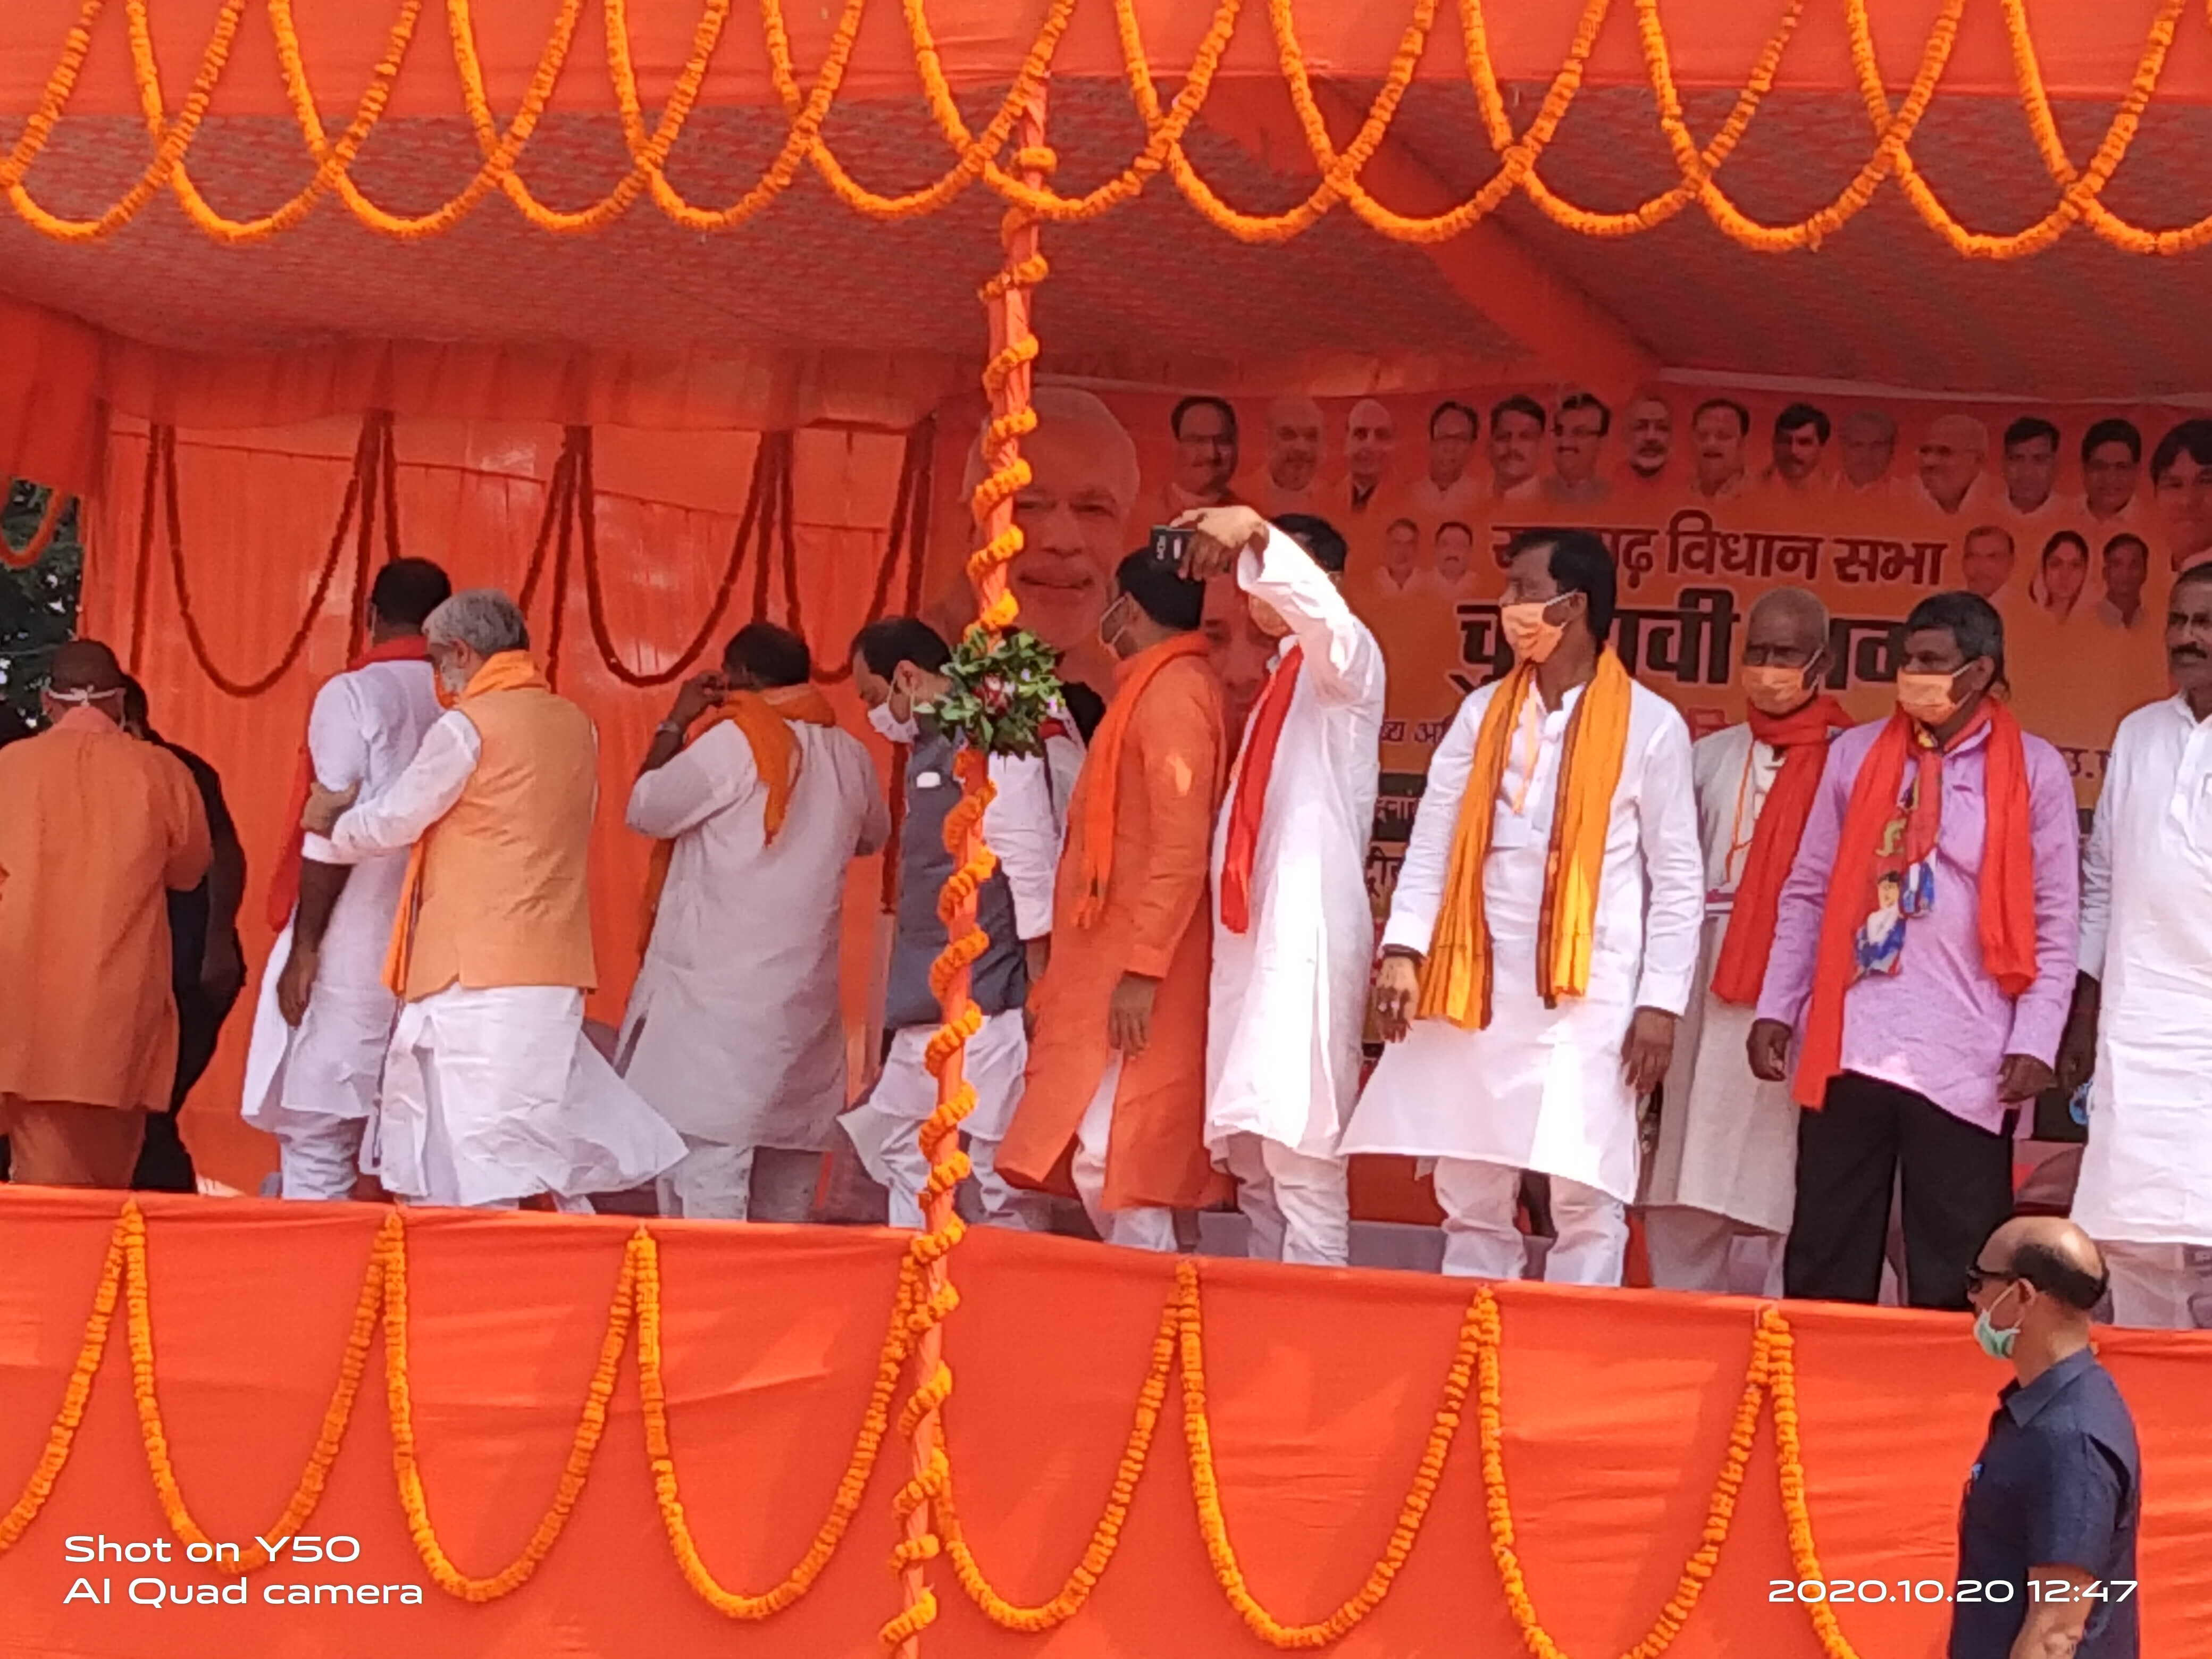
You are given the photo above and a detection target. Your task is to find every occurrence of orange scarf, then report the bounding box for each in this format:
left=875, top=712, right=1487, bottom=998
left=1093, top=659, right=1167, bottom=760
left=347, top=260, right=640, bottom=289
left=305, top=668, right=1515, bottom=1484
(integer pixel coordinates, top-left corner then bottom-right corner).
left=1074, top=633, right=1214, bottom=927
left=1218, top=644, right=1302, bottom=934
left=1416, top=652, right=1634, bottom=1029
left=1791, top=702, right=2038, bottom=1108
left=637, top=684, right=836, bottom=952
left=264, top=635, right=429, bottom=932
left=381, top=650, right=549, bottom=996
left=1709, top=695, right=1852, bottom=1006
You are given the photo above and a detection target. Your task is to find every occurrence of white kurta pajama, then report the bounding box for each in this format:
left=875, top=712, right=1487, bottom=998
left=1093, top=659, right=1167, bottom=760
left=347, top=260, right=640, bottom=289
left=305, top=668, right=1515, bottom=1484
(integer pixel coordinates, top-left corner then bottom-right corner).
left=330, top=714, right=684, bottom=1209
left=1638, top=723, right=1798, bottom=1295
left=1205, top=526, right=1385, bottom=1267
left=2075, top=694, right=2212, bottom=1329
left=839, top=748, right=1063, bottom=1232
left=242, top=658, right=443, bottom=1199
left=618, top=718, right=889, bottom=1221
left=1339, top=669, right=1703, bottom=1283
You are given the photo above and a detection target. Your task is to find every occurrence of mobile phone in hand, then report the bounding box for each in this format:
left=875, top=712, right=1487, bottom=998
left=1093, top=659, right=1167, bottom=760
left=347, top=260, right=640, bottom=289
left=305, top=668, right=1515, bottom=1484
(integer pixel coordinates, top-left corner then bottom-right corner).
left=1149, top=524, right=1195, bottom=566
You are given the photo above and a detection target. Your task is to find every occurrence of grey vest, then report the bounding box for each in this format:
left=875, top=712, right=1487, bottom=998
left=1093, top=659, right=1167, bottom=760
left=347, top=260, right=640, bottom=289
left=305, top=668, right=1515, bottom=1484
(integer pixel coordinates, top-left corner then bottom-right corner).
left=884, top=726, right=1028, bottom=1032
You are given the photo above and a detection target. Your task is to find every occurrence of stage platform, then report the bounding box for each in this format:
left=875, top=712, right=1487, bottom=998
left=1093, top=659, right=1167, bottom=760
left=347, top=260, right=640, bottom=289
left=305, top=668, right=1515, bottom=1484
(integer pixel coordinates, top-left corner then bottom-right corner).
left=1, top=1188, right=2205, bottom=1658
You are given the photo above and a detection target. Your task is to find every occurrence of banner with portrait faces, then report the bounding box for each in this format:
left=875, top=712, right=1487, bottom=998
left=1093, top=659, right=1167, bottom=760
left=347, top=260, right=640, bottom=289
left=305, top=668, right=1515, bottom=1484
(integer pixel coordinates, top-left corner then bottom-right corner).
left=929, top=382, right=2203, bottom=916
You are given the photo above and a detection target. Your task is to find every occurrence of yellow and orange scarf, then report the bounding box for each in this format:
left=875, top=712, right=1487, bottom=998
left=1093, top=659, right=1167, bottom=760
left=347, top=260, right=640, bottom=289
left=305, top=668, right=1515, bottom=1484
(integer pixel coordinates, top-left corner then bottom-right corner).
left=382, top=649, right=547, bottom=995
left=1415, top=651, right=1634, bottom=1029
left=637, top=684, right=837, bottom=952
left=1074, top=633, right=1215, bottom=927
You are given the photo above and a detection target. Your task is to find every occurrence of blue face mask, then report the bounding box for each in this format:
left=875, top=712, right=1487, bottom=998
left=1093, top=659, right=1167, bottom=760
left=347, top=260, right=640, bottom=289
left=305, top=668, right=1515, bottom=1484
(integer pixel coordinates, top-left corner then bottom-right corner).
left=1974, top=1281, right=2024, bottom=1361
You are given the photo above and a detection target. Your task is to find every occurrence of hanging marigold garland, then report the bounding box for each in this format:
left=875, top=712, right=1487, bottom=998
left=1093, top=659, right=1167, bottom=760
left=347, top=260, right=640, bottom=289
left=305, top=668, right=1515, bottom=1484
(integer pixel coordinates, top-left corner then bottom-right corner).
left=5, top=0, right=2211, bottom=254
left=0, top=482, right=72, bottom=570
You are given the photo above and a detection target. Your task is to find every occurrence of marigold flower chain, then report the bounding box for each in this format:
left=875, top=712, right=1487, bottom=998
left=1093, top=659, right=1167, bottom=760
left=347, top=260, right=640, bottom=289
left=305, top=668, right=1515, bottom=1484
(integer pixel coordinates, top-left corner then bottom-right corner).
left=4, top=0, right=2210, bottom=252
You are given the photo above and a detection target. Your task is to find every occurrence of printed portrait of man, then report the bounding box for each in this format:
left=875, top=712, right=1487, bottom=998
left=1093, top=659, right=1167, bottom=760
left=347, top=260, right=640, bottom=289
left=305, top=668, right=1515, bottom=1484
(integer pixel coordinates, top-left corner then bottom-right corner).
left=2152, top=416, right=2212, bottom=573
left=2001, top=415, right=2063, bottom=523
left=1545, top=391, right=1611, bottom=506
left=1488, top=394, right=1546, bottom=503
left=1767, top=402, right=1831, bottom=495
left=1836, top=408, right=1899, bottom=497
left=1624, top=393, right=1673, bottom=483
left=2077, top=417, right=2144, bottom=527
left=1263, top=395, right=1326, bottom=518
left=1411, top=399, right=1482, bottom=518
left=1691, top=398, right=1751, bottom=500
left=1337, top=398, right=1398, bottom=517
left=1960, top=523, right=2017, bottom=604
left=1158, top=395, right=1241, bottom=518
left=1914, top=413, right=1992, bottom=516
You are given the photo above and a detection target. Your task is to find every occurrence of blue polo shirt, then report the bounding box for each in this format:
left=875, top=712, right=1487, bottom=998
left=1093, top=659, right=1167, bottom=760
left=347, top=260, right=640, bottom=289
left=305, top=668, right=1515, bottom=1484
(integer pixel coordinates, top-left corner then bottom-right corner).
left=1950, top=1347, right=2140, bottom=1659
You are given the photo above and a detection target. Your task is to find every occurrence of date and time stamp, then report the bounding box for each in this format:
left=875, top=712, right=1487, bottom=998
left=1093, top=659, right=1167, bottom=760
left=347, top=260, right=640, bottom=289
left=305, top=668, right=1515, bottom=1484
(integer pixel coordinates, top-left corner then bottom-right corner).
left=1773, top=1578, right=2138, bottom=1607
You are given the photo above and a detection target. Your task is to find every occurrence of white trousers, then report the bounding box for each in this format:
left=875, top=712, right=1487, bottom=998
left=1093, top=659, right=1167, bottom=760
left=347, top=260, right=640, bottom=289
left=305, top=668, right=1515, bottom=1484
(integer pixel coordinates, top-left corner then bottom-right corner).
left=1071, top=1057, right=1176, bottom=1252
left=657, top=1138, right=822, bottom=1222
left=277, top=1115, right=366, bottom=1202
left=2097, top=1241, right=2212, bottom=1330
left=1221, top=1132, right=1348, bottom=1267
left=1641, top=1204, right=1786, bottom=1297
left=1434, top=1158, right=1627, bottom=1284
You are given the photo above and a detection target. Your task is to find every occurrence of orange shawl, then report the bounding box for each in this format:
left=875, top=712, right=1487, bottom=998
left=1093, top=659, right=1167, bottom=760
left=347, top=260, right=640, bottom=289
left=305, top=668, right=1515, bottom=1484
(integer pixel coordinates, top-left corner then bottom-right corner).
left=1416, top=652, right=1634, bottom=1029
left=1790, top=703, right=2038, bottom=1109
left=1075, top=633, right=1213, bottom=927
left=380, top=650, right=547, bottom=996
left=264, top=634, right=428, bottom=932
left=1708, top=694, right=1853, bottom=1006
left=1218, top=644, right=1302, bottom=934
left=637, top=685, right=836, bottom=952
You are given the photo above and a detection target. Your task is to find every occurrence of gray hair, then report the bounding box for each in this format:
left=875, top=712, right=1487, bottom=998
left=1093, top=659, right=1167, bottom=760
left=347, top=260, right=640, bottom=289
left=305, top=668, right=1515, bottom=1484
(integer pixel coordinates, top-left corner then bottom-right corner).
left=425, top=589, right=529, bottom=658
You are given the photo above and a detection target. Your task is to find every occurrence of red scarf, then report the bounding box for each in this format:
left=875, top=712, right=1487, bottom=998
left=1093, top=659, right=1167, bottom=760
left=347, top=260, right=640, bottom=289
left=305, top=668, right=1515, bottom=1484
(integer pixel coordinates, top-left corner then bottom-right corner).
left=1218, top=645, right=1302, bottom=933
left=264, top=635, right=430, bottom=932
left=1709, top=695, right=1851, bottom=1005
left=1792, top=703, right=2039, bottom=1108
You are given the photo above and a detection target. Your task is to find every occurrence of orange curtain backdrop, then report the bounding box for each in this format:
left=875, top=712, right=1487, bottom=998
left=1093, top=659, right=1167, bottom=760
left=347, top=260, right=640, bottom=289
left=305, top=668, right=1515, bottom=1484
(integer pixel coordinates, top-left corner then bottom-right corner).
left=78, top=414, right=921, bottom=1195
left=5, top=0, right=2212, bottom=116
left=1, top=1188, right=2208, bottom=1656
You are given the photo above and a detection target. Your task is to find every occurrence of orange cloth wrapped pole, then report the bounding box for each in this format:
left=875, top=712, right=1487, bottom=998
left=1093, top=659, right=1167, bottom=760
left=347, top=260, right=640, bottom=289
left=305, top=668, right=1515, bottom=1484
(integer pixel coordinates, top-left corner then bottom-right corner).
left=882, top=87, right=1052, bottom=1659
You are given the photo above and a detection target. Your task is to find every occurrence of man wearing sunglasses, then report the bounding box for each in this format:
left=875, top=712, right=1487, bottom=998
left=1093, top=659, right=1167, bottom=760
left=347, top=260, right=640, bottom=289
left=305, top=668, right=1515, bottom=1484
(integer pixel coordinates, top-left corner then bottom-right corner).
left=1953, top=1216, right=2139, bottom=1659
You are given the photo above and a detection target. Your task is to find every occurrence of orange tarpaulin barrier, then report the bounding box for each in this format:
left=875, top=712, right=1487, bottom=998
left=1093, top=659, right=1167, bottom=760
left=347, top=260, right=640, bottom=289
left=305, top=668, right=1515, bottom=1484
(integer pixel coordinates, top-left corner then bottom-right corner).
left=1, top=1188, right=2208, bottom=1656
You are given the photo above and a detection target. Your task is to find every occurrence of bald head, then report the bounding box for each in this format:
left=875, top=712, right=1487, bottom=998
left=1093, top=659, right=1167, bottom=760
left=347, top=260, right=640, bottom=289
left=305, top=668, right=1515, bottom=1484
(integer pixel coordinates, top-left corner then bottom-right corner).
left=1981, top=1216, right=2108, bottom=1317
left=1748, top=586, right=1830, bottom=654
left=48, top=640, right=124, bottom=696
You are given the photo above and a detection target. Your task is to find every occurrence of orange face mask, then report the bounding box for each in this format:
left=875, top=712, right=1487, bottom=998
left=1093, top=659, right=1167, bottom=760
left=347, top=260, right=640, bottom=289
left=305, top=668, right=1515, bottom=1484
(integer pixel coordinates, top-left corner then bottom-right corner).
left=1896, top=668, right=1965, bottom=727
left=1500, top=599, right=1568, bottom=664
left=1742, top=663, right=1814, bottom=716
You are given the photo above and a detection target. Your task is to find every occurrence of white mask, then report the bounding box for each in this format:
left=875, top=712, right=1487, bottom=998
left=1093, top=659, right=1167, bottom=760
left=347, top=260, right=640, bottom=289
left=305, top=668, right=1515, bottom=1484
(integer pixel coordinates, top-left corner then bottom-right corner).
left=868, top=702, right=918, bottom=744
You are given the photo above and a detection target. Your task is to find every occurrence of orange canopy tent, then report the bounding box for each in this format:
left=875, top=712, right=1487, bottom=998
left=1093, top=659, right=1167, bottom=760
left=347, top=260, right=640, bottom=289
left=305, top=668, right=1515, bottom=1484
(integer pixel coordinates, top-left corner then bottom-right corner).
left=2, top=3, right=2210, bottom=1656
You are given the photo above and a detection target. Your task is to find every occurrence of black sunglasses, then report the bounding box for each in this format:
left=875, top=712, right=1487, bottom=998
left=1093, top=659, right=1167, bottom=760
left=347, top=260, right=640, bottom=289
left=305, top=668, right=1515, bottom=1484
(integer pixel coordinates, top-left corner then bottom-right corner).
left=1964, top=1264, right=2021, bottom=1299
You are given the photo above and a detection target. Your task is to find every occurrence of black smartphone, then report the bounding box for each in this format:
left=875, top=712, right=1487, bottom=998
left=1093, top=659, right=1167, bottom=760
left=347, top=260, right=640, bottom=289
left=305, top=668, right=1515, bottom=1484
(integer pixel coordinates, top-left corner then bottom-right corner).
left=1149, top=524, right=1195, bottom=566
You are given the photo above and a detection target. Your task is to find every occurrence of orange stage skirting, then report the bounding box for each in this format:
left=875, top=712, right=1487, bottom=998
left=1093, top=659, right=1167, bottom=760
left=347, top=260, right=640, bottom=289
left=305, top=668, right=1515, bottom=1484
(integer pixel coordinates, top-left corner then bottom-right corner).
left=2, top=1189, right=2207, bottom=1658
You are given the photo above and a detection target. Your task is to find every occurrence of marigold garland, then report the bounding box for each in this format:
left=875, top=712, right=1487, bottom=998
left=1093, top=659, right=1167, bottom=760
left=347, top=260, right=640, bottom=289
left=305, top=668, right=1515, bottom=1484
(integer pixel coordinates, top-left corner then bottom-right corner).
left=0, top=1206, right=1886, bottom=1656
left=0, top=482, right=71, bottom=569
left=6, top=0, right=2212, bottom=254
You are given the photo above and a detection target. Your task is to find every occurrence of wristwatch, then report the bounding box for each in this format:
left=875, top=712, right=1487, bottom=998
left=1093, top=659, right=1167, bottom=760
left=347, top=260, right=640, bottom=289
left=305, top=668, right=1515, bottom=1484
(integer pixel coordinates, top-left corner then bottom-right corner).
left=655, top=719, right=687, bottom=739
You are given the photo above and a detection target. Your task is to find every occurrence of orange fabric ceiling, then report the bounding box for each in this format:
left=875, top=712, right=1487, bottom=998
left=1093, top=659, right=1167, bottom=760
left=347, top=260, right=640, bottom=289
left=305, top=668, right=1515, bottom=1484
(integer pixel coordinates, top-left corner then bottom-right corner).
left=6, top=0, right=2212, bottom=114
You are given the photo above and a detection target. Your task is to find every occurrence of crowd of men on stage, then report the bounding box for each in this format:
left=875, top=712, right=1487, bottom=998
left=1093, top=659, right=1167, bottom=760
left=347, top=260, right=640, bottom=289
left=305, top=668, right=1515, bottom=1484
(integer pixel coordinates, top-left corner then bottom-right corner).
left=3, top=501, right=2208, bottom=1331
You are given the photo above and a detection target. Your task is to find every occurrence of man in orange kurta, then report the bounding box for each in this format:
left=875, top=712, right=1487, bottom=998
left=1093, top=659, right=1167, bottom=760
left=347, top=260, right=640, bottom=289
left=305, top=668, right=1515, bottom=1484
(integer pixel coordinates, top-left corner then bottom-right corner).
left=998, top=549, right=1230, bottom=1249
left=0, top=641, right=211, bottom=1187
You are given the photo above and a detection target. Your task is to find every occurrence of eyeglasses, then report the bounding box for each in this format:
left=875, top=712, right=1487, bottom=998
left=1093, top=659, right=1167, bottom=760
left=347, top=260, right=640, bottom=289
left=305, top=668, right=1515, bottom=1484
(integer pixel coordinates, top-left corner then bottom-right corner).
left=1963, top=1265, right=2020, bottom=1299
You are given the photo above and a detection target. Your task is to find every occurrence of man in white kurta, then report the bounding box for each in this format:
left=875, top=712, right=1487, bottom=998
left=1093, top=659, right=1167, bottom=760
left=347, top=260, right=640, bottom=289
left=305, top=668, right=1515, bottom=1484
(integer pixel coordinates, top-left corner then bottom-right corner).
left=1342, top=531, right=1703, bottom=1284
left=1639, top=588, right=1846, bottom=1294
left=839, top=617, right=1066, bottom=1231
left=308, top=589, right=683, bottom=1211
left=1182, top=507, right=1383, bottom=1267
left=242, top=558, right=450, bottom=1199
left=2061, top=564, right=2212, bottom=1327
left=618, top=623, right=889, bottom=1221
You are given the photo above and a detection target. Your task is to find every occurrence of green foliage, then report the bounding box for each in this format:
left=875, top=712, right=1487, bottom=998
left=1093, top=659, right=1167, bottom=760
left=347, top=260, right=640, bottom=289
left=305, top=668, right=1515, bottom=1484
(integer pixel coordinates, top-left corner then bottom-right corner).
left=919, top=627, right=1063, bottom=757
left=0, top=482, right=84, bottom=730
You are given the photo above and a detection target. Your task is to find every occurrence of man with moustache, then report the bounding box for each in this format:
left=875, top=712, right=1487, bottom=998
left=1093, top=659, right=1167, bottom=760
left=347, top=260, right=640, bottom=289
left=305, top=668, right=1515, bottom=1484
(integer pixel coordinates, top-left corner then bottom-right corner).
left=1486, top=395, right=1547, bottom=505
left=1410, top=400, right=1482, bottom=518
left=2058, top=562, right=2212, bottom=1330
left=2150, top=417, right=2212, bottom=574
left=1691, top=399, right=1752, bottom=501
left=2002, top=416, right=2065, bottom=525
left=1335, top=399, right=1397, bottom=518
left=1425, top=521, right=1482, bottom=602
left=1640, top=589, right=1849, bottom=1295
left=1544, top=392, right=1611, bottom=507
left=1915, top=414, right=1995, bottom=517
left=1263, top=395, right=1327, bottom=518
left=1623, top=394, right=1674, bottom=486
left=1765, top=403, right=1831, bottom=497
left=1836, top=409, right=1901, bottom=500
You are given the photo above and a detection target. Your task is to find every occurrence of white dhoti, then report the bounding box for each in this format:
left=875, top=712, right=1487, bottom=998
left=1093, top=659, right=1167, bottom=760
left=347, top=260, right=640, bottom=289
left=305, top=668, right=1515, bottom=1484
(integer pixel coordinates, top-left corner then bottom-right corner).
left=1071, top=1057, right=1177, bottom=1253
left=1219, top=1133, right=1348, bottom=1267
left=370, top=985, right=684, bottom=1208
left=838, top=1010, right=1044, bottom=1232
left=240, top=919, right=397, bottom=1200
